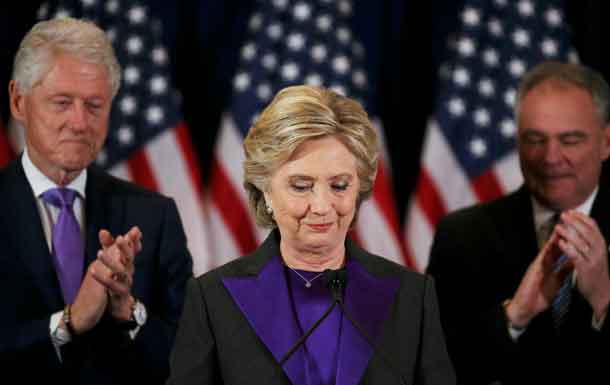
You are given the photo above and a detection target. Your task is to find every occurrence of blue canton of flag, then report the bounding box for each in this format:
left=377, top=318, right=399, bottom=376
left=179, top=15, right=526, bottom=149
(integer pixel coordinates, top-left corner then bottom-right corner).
left=207, top=0, right=407, bottom=269
left=405, top=0, right=576, bottom=270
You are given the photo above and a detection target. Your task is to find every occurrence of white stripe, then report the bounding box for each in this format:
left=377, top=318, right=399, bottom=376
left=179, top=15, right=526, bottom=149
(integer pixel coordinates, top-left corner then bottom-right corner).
left=217, top=113, right=250, bottom=206
left=207, top=199, right=242, bottom=267
left=355, top=199, right=404, bottom=265
left=145, top=129, right=211, bottom=276
left=492, top=151, right=523, bottom=194
left=404, top=201, right=435, bottom=272
left=423, top=120, right=476, bottom=211
left=217, top=113, right=267, bottom=244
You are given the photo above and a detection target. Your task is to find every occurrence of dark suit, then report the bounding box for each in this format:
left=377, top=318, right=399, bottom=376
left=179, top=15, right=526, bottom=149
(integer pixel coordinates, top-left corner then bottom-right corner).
left=0, top=159, right=193, bottom=384
left=428, top=185, right=610, bottom=385
left=167, top=230, right=455, bottom=385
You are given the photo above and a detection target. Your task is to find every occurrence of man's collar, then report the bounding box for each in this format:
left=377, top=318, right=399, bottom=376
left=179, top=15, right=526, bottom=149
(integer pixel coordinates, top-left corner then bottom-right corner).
left=21, top=147, right=87, bottom=198
left=531, top=187, right=598, bottom=233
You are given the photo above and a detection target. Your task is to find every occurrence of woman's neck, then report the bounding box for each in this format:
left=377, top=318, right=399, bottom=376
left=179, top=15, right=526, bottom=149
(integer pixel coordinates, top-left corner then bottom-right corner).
left=280, top=241, right=345, bottom=271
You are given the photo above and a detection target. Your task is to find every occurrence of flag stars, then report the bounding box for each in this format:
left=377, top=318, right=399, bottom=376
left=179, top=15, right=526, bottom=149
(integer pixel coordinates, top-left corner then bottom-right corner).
left=483, top=48, right=499, bottom=67
left=152, top=47, right=168, bottom=65
left=462, top=7, right=481, bottom=27
left=305, top=73, right=323, bottom=87
left=508, top=58, right=526, bottom=78
left=545, top=8, right=562, bottom=27
left=473, top=108, right=491, bottom=127
left=146, top=106, right=164, bottom=125
left=478, top=78, right=495, bottom=97
left=352, top=42, right=364, bottom=58
left=352, top=70, right=367, bottom=88
left=457, top=37, right=476, bottom=57
left=128, top=6, right=147, bottom=24
left=448, top=97, right=466, bottom=117
left=469, top=137, right=488, bottom=158
left=453, top=67, right=471, bottom=87
left=494, top=0, right=508, bottom=7
left=120, top=95, right=137, bottom=115
left=105, top=0, right=119, bottom=14
left=338, top=0, right=352, bottom=16
left=513, top=28, right=530, bottom=47
left=517, top=0, right=534, bottom=17
left=287, top=33, right=306, bottom=51
left=332, top=55, right=350, bottom=75
left=501, top=119, right=516, bottom=138
left=249, top=13, right=263, bottom=31
left=81, top=0, right=97, bottom=7
left=124, top=66, right=140, bottom=85
left=233, top=72, right=250, bottom=92
left=96, top=149, right=107, bottom=166
left=117, top=126, right=134, bottom=145
left=37, top=3, right=49, bottom=19
left=106, top=28, right=117, bottom=42
left=257, top=83, right=272, bottom=101
left=317, top=15, right=333, bottom=32
left=126, top=36, right=144, bottom=55
left=150, top=76, right=168, bottom=95
left=54, top=8, right=71, bottom=19
left=241, top=42, right=257, bottom=60
left=488, top=18, right=503, bottom=37
left=262, top=53, right=278, bottom=70
left=272, top=0, right=288, bottom=10
left=311, top=44, right=328, bottom=63
left=281, top=62, right=300, bottom=81
left=267, top=23, right=283, bottom=40
left=337, top=27, right=351, bottom=44
left=293, top=2, right=311, bottom=22
left=541, top=38, right=558, bottom=57
left=504, top=88, right=516, bottom=107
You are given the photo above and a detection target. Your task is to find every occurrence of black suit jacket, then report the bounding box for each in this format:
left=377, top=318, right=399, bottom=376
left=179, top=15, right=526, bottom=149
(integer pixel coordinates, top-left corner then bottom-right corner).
left=167, top=230, right=456, bottom=385
left=0, top=159, right=193, bottom=385
left=428, top=185, right=610, bottom=385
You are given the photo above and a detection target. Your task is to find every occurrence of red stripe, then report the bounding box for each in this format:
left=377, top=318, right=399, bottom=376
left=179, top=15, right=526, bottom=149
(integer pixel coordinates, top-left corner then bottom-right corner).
left=210, top=157, right=258, bottom=254
left=414, top=168, right=447, bottom=227
left=372, top=162, right=413, bottom=267
left=126, top=149, right=159, bottom=191
left=174, top=122, right=204, bottom=197
left=472, top=169, right=504, bottom=202
left=0, top=124, right=14, bottom=167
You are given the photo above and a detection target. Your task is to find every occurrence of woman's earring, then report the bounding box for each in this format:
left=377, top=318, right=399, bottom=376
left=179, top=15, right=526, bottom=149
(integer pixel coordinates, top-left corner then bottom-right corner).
left=265, top=202, right=273, bottom=215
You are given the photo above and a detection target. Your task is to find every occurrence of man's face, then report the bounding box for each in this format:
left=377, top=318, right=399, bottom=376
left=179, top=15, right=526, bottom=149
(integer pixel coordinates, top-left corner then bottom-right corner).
left=517, top=80, right=610, bottom=211
left=10, top=53, right=112, bottom=184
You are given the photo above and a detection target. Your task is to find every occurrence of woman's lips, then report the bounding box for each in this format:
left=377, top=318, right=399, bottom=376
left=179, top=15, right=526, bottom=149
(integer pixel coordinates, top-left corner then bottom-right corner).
left=306, top=223, right=332, bottom=232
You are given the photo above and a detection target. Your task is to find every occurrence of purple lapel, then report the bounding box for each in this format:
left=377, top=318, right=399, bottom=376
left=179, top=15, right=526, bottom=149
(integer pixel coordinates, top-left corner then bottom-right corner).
left=222, top=256, right=308, bottom=385
left=335, top=259, right=401, bottom=385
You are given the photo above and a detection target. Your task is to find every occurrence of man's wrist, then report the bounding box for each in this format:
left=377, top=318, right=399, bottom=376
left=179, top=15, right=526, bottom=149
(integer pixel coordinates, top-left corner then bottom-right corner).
left=503, top=298, right=529, bottom=330
left=62, top=304, right=77, bottom=336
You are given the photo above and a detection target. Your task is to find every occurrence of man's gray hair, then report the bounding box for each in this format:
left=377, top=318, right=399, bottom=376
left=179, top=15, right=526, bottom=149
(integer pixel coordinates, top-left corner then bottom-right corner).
left=12, top=17, right=121, bottom=97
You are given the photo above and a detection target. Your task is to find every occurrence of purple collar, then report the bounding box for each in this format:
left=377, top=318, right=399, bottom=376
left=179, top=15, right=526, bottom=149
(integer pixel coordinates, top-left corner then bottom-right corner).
left=222, top=255, right=400, bottom=385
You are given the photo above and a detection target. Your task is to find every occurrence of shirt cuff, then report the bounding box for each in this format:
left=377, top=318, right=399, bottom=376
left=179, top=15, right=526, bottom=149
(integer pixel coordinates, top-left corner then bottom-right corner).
left=592, top=310, right=607, bottom=331
left=50, top=310, right=71, bottom=361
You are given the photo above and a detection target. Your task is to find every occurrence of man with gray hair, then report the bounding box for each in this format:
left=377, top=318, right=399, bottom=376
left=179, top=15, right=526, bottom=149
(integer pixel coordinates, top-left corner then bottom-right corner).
left=428, top=61, right=610, bottom=385
left=0, top=17, right=192, bottom=384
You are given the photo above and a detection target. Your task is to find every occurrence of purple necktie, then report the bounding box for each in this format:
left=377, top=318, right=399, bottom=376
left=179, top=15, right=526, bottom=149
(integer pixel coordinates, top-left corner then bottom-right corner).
left=41, top=188, right=84, bottom=304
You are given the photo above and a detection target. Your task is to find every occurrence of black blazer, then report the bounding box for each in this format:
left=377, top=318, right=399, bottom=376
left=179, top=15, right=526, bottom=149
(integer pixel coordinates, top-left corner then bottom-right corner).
left=0, top=159, right=193, bottom=385
left=428, top=185, right=610, bottom=385
left=167, top=230, right=456, bottom=385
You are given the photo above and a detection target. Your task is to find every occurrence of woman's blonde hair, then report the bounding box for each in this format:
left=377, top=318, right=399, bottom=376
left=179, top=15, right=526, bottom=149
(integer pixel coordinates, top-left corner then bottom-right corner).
left=243, top=85, right=379, bottom=228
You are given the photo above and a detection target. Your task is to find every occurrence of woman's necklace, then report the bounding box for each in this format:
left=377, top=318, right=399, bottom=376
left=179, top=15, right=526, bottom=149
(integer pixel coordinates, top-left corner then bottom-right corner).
left=288, top=267, right=324, bottom=288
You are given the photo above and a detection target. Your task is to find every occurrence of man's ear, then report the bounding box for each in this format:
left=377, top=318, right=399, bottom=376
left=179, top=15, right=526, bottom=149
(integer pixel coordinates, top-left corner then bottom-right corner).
left=8, top=80, right=27, bottom=123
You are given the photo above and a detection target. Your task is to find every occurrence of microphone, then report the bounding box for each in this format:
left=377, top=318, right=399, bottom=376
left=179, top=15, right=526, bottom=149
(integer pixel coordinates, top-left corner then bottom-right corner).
left=277, top=269, right=345, bottom=366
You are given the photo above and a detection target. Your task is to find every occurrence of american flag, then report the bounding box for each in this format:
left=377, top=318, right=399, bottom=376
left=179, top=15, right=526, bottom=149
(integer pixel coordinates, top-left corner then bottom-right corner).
left=37, top=0, right=210, bottom=274
left=207, top=0, right=409, bottom=268
left=0, top=115, right=13, bottom=167
left=404, top=0, right=576, bottom=271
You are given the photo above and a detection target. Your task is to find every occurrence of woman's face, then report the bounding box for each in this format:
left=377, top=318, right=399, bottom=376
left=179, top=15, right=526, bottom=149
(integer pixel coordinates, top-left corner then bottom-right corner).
left=265, top=136, right=360, bottom=257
